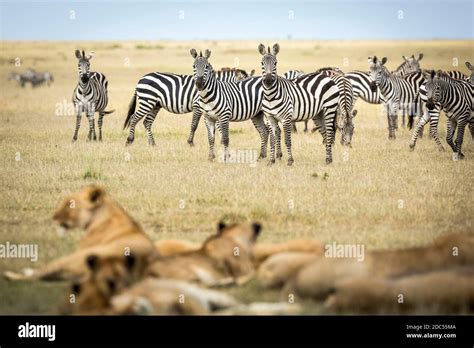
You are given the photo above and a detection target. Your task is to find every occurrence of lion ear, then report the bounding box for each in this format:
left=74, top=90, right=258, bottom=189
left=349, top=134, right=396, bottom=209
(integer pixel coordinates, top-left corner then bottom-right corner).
left=88, top=186, right=105, bottom=205
left=72, top=282, right=81, bottom=294
left=86, top=254, right=99, bottom=271
left=252, top=222, right=262, bottom=237
left=217, top=221, right=227, bottom=234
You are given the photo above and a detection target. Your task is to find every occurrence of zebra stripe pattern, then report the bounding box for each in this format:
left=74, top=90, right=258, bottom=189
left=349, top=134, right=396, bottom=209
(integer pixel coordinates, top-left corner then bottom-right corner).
left=425, top=70, right=473, bottom=161
left=191, top=49, right=268, bottom=161
left=368, top=56, right=422, bottom=139
left=72, top=50, right=112, bottom=142
left=259, top=44, right=339, bottom=165
left=123, top=67, right=253, bottom=146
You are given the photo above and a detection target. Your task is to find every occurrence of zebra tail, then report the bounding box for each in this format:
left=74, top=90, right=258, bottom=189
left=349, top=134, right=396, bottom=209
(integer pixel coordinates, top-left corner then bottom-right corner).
left=102, top=109, right=115, bottom=115
left=123, top=91, right=137, bottom=130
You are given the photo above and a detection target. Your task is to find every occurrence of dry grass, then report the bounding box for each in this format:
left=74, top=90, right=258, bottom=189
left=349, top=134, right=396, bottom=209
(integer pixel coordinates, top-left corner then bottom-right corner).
left=0, top=40, right=473, bottom=314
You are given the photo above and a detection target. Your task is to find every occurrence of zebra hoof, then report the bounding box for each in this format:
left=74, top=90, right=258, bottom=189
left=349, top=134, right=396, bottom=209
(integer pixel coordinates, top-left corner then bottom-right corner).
left=438, top=146, right=446, bottom=152
left=287, top=159, right=294, bottom=166
left=325, top=157, right=333, bottom=165
left=409, top=144, right=415, bottom=151
left=187, top=141, right=195, bottom=147
left=452, top=153, right=464, bottom=161
left=267, top=160, right=275, bottom=166
left=258, top=154, right=266, bottom=161
left=277, top=153, right=283, bottom=160
left=72, top=138, right=77, bottom=143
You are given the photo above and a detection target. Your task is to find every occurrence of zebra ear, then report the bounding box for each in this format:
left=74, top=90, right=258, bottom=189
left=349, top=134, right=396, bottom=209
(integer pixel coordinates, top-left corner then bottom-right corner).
left=86, top=51, right=94, bottom=60
left=368, top=56, right=374, bottom=64
left=351, top=110, right=358, bottom=118
left=417, top=53, right=423, bottom=61
left=82, top=50, right=85, bottom=58
left=431, top=70, right=437, bottom=79
left=250, top=69, right=255, bottom=76
left=402, top=55, right=408, bottom=61
left=258, top=44, right=266, bottom=56
left=75, top=50, right=82, bottom=59
left=272, top=43, right=280, bottom=56
left=190, top=49, right=198, bottom=59
left=381, top=57, right=388, bottom=65
left=465, top=61, right=474, bottom=71
left=204, top=49, right=211, bottom=59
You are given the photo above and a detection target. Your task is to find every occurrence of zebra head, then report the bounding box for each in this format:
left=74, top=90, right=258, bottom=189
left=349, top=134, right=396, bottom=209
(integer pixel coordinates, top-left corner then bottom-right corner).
left=368, top=56, right=387, bottom=92
left=191, top=49, right=212, bottom=91
left=466, top=62, right=474, bottom=84
left=258, top=43, right=279, bottom=88
left=401, top=53, right=423, bottom=74
left=424, top=70, right=445, bottom=110
left=338, top=110, right=357, bottom=146
left=75, top=50, right=94, bottom=84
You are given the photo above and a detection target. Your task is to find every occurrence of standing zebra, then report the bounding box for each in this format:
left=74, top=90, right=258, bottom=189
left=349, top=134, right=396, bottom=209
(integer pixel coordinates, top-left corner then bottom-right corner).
left=410, top=65, right=474, bottom=152
left=283, top=70, right=309, bottom=133
left=190, top=49, right=268, bottom=161
left=368, top=56, right=421, bottom=140
left=259, top=44, right=339, bottom=165
left=123, top=67, right=253, bottom=146
left=424, top=70, right=473, bottom=160
left=72, top=50, right=113, bottom=142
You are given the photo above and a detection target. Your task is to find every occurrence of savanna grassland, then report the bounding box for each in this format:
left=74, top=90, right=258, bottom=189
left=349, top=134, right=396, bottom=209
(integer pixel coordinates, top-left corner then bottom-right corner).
left=0, top=40, right=473, bottom=314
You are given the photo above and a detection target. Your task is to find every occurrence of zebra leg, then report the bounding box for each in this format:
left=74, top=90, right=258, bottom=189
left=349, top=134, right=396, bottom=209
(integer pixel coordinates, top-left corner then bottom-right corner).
left=251, top=113, right=269, bottom=159
left=409, top=111, right=429, bottom=151
left=282, top=118, right=294, bottom=166
left=188, top=107, right=203, bottom=146
left=204, top=117, right=216, bottom=161
left=324, top=111, right=337, bottom=164
left=402, top=108, right=406, bottom=128
left=468, top=117, right=474, bottom=140
left=144, top=107, right=159, bottom=146
left=98, top=113, right=104, bottom=142
left=266, top=116, right=279, bottom=165
left=315, top=117, right=327, bottom=144
left=126, top=100, right=152, bottom=146
left=220, top=116, right=230, bottom=162
left=291, top=122, right=297, bottom=133
left=275, top=123, right=283, bottom=160
left=446, top=118, right=457, bottom=154
left=428, top=109, right=444, bottom=151
left=87, top=110, right=97, bottom=141
left=453, top=117, right=468, bottom=161
left=72, top=107, right=81, bottom=142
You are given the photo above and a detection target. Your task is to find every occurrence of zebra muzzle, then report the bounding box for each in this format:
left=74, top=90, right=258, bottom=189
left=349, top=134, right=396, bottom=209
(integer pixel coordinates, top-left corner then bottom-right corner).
left=426, top=98, right=435, bottom=110
left=195, top=77, right=204, bottom=90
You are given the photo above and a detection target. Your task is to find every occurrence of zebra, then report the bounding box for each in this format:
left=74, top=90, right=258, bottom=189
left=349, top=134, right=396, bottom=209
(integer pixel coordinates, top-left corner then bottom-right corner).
left=72, top=50, right=113, bottom=142
left=8, top=69, right=53, bottom=88
left=393, top=54, right=423, bottom=76
left=283, top=70, right=309, bottom=133
left=368, top=56, right=422, bottom=140
left=190, top=49, right=268, bottom=161
left=259, top=44, right=339, bottom=165
left=410, top=65, right=474, bottom=152
left=424, top=70, right=473, bottom=161
left=123, top=67, right=254, bottom=146
left=314, top=67, right=357, bottom=146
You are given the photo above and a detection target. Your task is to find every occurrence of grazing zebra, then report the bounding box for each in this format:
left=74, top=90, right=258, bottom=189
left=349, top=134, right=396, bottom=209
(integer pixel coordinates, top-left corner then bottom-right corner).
left=314, top=67, right=357, bottom=146
left=368, top=56, right=422, bottom=140
left=259, top=44, right=339, bottom=165
left=422, top=70, right=473, bottom=160
left=465, top=62, right=474, bottom=83
left=8, top=69, right=53, bottom=88
left=72, top=50, right=113, bottom=142
left=190, top=49, right=268, bottom=161
left=123, top=67, right=254, bottom=146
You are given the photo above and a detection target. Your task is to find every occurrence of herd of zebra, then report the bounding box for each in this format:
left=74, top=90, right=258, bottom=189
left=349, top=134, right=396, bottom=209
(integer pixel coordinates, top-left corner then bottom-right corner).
left=71, top=46, right=474, bottom=164
left=9, top=68, right=54, bottom=88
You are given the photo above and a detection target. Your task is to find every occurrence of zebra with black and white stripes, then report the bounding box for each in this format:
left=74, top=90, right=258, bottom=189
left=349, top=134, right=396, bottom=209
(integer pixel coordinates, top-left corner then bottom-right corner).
left=72, top=50, right=113, bottom=142
left=190, top=49, right=268, bottom=161
left=423, top=70, right=473, bottom=160
left=368, top=56, right=422, bottom=140
left=259, top=44, right=339, bottom=165
left=123, top=67, right=253, bottom=146
left=393, top=54, right=423, bottom=76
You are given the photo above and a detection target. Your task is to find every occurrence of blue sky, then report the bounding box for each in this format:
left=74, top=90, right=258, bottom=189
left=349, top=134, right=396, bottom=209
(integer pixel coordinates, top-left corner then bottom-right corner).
left=0, top=0, right=473, bottom=40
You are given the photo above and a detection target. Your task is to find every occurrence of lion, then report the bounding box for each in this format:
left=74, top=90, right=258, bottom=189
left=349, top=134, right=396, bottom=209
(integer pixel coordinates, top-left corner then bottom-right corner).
left=252, top=239, right=323, bottom=266
left=325, top=266, right=474, bottom=314
left=4, top=185, right=156, bottom=281
left=145, top=221, right=262, bottom=286
left=285, top=233, right=474, bottom=301
left=60, top=253, right=238, bottom=315
left=154, top=240, right=200, bottom=257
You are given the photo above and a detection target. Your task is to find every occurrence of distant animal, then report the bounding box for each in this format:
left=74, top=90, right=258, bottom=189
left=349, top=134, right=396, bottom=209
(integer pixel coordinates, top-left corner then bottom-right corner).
left=123, top=66, right=255, bottom=146
left=72, top=50, right=113, bottom=142
left=7, top=68, right=53, bottom=88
